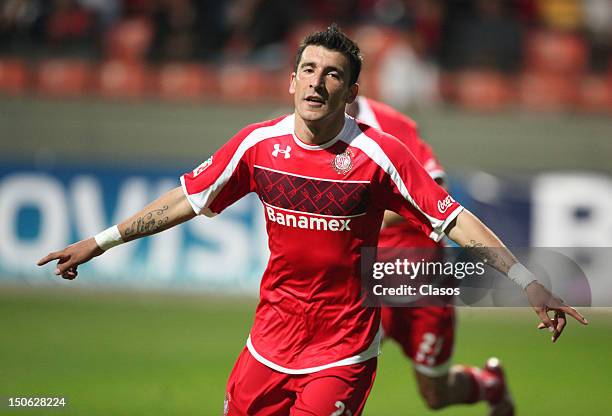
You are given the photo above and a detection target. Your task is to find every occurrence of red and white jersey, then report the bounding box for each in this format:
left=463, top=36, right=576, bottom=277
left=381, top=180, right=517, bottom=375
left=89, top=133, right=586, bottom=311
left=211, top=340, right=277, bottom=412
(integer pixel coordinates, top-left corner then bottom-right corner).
left=354, top=96, right=446, bottom=249
left=181, top=113, right=462, bottom=373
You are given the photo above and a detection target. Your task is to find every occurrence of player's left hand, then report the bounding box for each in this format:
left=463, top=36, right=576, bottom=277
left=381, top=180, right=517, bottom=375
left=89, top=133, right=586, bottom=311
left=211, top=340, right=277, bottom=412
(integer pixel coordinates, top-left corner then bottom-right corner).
left=525, top=281, right=588, bottom=343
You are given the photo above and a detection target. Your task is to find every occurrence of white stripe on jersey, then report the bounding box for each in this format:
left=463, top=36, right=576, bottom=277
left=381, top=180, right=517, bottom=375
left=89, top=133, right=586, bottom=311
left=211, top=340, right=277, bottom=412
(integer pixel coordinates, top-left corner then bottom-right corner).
left=182, top=115, right=294, bottom=216
left=341, top=118, right=463, bottom=242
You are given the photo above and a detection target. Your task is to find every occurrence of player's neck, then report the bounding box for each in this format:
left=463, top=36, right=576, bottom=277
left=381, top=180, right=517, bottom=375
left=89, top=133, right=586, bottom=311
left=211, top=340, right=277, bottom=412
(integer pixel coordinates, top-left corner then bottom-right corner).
left=294, top=111, right=346, bottom=146
left=345, top=100, right=359, bottom=118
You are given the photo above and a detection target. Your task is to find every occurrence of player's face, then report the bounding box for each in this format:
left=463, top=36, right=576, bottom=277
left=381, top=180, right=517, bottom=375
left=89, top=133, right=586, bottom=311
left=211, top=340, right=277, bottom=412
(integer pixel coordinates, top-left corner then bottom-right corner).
left=290, top=45, right=358, bottom=123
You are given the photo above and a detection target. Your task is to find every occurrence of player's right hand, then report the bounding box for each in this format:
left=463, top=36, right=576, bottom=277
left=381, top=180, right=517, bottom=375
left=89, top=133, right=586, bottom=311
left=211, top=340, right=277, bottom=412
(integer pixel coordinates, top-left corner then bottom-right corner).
left=525, top=281, right=588, bottom=343
left=37, top=238, right=104, bottom=280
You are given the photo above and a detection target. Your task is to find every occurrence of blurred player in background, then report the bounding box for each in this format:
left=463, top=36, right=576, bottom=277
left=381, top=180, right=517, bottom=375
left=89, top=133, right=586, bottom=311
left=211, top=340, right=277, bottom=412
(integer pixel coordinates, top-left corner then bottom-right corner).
left=348, top=96, right=514, bottom=415
left=38, top=26, right=586, bottom=416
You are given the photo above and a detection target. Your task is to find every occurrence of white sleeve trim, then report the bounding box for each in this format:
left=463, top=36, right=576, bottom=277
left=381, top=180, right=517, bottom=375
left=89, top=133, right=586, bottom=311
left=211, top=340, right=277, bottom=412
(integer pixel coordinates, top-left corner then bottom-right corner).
left=180, top=176, right=220, bottom=217
left=246, top=328, right=382, bottom=375
left=429, top=205, right=464, bottom=242
left=180, top=175, right=201, bottom=214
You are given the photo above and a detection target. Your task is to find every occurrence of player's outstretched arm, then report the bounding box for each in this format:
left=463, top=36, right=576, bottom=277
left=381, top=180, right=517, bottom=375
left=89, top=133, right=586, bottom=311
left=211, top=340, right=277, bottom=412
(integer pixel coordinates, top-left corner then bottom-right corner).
left=37, top=186, right=196, bottom=280
left=446, top=209, right=588, bottom=342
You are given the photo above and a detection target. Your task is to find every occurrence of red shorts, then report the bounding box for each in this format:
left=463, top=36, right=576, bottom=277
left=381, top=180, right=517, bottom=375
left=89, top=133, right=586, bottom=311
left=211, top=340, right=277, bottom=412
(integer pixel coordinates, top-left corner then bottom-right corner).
left=381, top=306, right=455, bottom=377
left=225, top=348, right=377, bottom=416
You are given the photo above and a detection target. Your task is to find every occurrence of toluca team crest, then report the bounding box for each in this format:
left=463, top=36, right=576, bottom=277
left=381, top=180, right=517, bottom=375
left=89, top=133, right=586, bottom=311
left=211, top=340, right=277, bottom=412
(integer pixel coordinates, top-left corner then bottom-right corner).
left=332, top=148, right=354, bottom=175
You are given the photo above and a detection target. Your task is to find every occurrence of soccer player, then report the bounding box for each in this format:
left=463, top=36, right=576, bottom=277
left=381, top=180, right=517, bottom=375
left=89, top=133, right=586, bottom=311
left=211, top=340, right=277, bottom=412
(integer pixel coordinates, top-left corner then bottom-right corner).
left=348, top=96, right=515, bottom=415
left=37, top=26, right=586, bottom=416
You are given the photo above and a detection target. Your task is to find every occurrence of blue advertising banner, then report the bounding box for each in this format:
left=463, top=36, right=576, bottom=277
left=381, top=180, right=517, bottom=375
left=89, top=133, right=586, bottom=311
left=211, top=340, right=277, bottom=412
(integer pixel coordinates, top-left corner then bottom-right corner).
left=0, top=163, right=269, bottom=293
left=2, top=164, right=611, bottom=297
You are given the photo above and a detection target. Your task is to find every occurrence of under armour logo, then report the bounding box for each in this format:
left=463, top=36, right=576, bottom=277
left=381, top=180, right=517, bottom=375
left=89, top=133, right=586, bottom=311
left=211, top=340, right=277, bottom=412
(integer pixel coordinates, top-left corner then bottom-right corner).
left=272, top=144, right=292, bottom=159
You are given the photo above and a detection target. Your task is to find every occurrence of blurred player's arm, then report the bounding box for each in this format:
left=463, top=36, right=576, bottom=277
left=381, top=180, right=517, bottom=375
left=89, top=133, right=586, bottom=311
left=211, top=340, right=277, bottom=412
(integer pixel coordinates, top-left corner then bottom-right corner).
left=37, top=186, right=195, bottom=279
left=446, top=209, right=588, bottom=342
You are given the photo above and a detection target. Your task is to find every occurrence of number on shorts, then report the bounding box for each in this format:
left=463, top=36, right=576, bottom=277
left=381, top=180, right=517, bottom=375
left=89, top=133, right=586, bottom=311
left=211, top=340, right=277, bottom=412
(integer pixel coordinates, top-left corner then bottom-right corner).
left=330, top=400, right=352, bottom=416
left=415, top=332, right=443, bottom=366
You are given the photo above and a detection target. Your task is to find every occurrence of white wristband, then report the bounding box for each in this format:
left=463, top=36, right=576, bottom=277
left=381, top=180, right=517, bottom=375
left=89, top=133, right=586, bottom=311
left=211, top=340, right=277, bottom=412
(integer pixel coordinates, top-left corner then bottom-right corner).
left=507, top=262, right=537, bottom=290
left=94, top=225, right=124, bottom=251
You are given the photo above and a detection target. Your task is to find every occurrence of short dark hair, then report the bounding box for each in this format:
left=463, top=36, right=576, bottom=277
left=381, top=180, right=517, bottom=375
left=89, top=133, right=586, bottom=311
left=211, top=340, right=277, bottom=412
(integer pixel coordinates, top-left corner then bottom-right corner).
left=294, top=24, right=363, bottom=85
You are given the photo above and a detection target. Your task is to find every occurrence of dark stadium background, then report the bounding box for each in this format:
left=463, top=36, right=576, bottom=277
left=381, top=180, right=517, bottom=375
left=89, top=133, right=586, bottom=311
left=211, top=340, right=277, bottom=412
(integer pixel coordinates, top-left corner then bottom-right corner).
left=1, top=1, right=611, bottom=415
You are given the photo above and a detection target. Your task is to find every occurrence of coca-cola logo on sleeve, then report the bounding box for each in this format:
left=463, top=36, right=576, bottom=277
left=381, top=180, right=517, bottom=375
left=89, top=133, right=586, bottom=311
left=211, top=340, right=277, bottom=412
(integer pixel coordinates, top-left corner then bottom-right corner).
left=437, top=195, right=455, bottom=214
left=192, top=156, right=213, bottom=177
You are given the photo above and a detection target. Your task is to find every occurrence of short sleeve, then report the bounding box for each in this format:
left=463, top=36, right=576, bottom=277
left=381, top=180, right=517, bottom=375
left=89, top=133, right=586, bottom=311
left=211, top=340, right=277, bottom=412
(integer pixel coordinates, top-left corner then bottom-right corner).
left=181, top=126, right=256, bottom=217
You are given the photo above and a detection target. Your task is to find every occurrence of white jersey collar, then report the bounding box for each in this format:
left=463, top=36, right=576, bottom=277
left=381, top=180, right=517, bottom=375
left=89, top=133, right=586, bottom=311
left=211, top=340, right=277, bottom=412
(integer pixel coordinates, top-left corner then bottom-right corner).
left=291, top=113, right=352, bottom=151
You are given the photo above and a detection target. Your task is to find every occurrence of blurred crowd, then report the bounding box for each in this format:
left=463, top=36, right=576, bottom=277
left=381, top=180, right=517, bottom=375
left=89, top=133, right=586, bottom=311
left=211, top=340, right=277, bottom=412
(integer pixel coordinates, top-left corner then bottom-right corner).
left=1, top=0, right=610, bottom=70
left=0, top=0, right=611, bottom=110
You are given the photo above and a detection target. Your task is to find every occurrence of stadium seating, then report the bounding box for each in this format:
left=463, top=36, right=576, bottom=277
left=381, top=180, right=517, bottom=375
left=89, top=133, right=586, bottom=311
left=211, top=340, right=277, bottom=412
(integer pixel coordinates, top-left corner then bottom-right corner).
left=219, top=65, right=266, bottom=103
left=0, top=21, right=609, bottom=113
left=518, top=71, right=579, bottom=111
left=36, top=59, right=92, bottom=97
left=455, top=70, right=514, bottom=111
left=156, top=64, right=218, bottom=101
left=578, top=75, right=612, bottom=113
left=525, top=30, right=588, bottom=76
left=96, top=60, right=150, bottom=99
left=0, top=59, right=28, bottom=95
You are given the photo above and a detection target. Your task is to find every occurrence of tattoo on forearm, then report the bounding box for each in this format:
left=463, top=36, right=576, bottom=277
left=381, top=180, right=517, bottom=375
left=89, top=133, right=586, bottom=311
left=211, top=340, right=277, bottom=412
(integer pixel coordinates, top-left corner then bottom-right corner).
left=124, top=206, right=170, bottom=238
left=464, top=239, right=514, bottom=274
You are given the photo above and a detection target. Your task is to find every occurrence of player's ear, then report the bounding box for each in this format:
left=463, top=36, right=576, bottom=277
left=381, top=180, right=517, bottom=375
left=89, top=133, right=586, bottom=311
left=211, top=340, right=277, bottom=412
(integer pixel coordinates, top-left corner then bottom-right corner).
left=345, top=83, right=359, bottom=104
left=289, top=72, right=296, bottom=94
